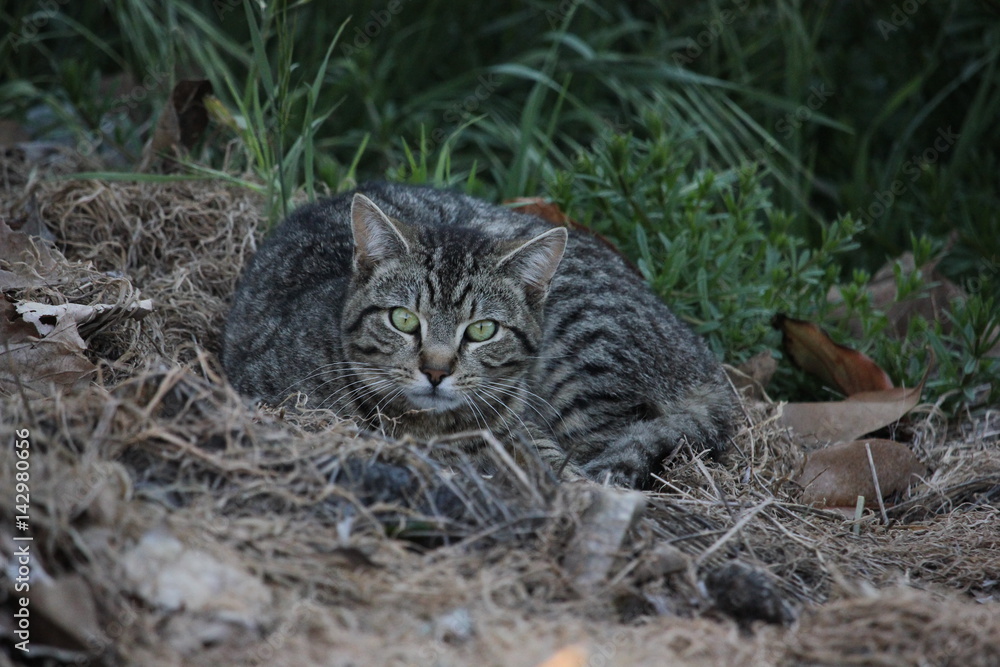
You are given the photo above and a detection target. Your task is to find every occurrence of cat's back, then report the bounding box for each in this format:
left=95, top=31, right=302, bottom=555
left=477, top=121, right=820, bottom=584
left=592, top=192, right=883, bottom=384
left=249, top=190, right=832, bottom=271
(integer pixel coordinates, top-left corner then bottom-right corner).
left=222, top=195, right=357, bottom=400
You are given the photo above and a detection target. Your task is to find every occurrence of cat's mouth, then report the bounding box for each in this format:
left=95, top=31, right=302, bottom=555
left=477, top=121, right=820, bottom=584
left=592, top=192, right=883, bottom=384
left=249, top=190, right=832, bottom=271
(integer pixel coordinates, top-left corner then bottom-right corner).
left=404, top=387, right=464, bottom=412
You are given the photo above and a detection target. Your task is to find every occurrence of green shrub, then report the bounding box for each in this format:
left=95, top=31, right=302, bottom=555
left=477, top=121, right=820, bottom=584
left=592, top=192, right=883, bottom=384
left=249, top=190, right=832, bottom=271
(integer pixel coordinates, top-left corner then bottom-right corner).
left=545, top=121, right=999, bottom=409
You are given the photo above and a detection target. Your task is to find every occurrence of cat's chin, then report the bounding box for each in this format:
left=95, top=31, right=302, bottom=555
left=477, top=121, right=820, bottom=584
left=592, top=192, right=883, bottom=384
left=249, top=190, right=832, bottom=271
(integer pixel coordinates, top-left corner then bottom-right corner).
left=404, top=390, right=465, bottom=413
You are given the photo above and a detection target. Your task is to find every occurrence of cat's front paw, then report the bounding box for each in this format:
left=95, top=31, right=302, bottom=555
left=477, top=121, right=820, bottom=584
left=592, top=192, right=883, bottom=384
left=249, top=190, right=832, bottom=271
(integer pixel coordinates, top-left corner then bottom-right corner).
left=580, top=459, right=645, bottom=488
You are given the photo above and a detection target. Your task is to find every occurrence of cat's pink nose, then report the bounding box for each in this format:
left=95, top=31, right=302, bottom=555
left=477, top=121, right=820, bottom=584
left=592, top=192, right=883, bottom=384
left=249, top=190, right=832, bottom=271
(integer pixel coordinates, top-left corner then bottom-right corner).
left=422, top=366, right=450, bottom=386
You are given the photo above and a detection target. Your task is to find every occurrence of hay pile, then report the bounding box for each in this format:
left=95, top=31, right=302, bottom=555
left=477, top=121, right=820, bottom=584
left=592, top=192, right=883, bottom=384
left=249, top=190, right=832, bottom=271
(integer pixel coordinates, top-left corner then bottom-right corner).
left=1, top=152, right=998, bottom=666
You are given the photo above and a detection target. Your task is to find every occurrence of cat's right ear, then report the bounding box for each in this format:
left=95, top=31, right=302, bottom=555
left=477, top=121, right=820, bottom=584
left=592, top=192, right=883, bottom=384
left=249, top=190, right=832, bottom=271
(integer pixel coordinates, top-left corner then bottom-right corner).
left=351, top=194, right=410, bottom=271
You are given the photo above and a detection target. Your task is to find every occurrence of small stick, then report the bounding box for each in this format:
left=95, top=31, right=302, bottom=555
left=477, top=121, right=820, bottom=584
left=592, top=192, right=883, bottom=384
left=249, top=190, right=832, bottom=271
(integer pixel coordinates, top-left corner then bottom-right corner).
left=694, top=498, right=773, bottom=567
left=564, top=487, right=647, bottom=592
left=433, top=429, right=546, bottom=506
left=864, top=441, right=889, bottom=525
left=853, top=495, right=865, bottom=535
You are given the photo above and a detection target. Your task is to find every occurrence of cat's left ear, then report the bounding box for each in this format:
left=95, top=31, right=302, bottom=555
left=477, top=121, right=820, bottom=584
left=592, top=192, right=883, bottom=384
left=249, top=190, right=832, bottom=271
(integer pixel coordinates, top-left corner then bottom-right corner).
left=499, top=227, right=567, bottom=297
left=351, top=193, right=411, bottom=271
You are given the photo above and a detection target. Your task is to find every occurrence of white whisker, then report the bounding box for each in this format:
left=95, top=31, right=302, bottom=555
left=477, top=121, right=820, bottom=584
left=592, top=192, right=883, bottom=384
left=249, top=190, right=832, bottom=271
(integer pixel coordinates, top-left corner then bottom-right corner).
left=320, top=377, right=397, bottom=410
left=491, top=379, right=561, bottom=429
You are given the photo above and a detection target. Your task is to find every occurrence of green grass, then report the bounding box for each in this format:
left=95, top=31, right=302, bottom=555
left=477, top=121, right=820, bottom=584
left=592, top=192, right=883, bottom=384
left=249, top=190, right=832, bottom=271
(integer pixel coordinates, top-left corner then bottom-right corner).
left=1, top=0, right=997, bottom=413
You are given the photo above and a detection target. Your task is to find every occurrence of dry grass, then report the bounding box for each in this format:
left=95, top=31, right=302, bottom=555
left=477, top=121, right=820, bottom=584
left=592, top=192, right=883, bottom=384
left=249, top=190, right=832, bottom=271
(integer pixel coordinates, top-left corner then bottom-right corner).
left=1, top=150, right=998, bottom=665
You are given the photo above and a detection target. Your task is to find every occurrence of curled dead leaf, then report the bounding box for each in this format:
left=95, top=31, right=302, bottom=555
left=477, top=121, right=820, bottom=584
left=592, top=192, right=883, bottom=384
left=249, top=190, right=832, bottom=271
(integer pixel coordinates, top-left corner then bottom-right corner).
left=171, top=79, right=214, bottom=150
left=0, top=536, right=106, bottom=661
left=1, top=220, right=153, bottom=394
left=779, top=380, right=924, bottom=446
left=17, top=299, right=152, bottom=334
left=1, top=297, right=152, bottom=395
left=773, top=313, right=893, bottom=395
left=796, top=439, right=926, bottom=508
left=140, top=79, right=213, bottom=172
left=1, top=295, right=96, bottom=393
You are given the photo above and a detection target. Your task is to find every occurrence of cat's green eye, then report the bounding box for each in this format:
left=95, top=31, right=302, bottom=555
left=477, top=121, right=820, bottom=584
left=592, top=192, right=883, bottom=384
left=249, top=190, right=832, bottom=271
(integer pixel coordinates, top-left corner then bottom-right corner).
left=465, top=319, right=497, bottom=342
left=390, top=307, right=419, bottom=333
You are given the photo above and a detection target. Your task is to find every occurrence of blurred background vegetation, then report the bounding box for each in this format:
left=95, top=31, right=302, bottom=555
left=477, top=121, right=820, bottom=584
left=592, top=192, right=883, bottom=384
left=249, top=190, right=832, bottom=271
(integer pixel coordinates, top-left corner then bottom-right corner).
left=1, top=0, right=997, bottom=411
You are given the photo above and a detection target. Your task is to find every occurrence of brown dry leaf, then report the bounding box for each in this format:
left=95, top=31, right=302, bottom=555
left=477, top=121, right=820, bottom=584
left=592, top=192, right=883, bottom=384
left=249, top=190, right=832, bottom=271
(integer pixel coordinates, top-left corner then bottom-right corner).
left=140, top=79, right=213, bottom=171
left=505, top=197, right=572, bottom=225
left=0, top=297, right=151, bottom=394
left=18, top=300, right=152, bottom=331
left=29, top=573, right=108, bottom=657
left=146, top=96, right=180, bottom=159
left=7, top=192, right=55, bottom=242
left=0, top=295, right=96, bottom=393
left=774, top=314, right=893, bottom=395
left=779, top=380, right=924, bottom=445
left=0, top=219, right=63, bottom=290
left=830, top=251, right=999, bottom=358
left=796, top=439, right=927, bottom=508
left=172, top=79, right=214, bottom=150
left=534, top=645, right=589, bottom=667
left=830, top=252, right=956, bottom=339
left=1, top=217, right=152, bottom=394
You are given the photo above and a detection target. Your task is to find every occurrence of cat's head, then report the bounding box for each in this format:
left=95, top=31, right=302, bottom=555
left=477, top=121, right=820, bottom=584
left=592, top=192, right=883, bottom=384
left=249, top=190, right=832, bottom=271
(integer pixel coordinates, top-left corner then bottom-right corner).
left=338, top=193, right=566, bottom=420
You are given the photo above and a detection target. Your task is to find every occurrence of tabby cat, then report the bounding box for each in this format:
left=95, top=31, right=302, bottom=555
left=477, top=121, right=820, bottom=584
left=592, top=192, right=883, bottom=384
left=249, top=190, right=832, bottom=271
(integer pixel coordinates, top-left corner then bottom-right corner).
left=223, top=182, right=735, bottom=487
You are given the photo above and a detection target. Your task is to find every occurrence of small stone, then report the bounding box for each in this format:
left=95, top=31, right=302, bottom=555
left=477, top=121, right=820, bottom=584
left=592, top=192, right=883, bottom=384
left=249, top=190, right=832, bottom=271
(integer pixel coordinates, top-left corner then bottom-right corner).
left=433, top=607, right=474, bottom=643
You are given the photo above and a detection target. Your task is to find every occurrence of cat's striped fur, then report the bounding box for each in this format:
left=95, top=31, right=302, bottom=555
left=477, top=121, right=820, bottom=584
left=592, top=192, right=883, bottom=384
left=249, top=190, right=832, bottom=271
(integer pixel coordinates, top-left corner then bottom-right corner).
left=223, top=182, right=736, bottom=487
